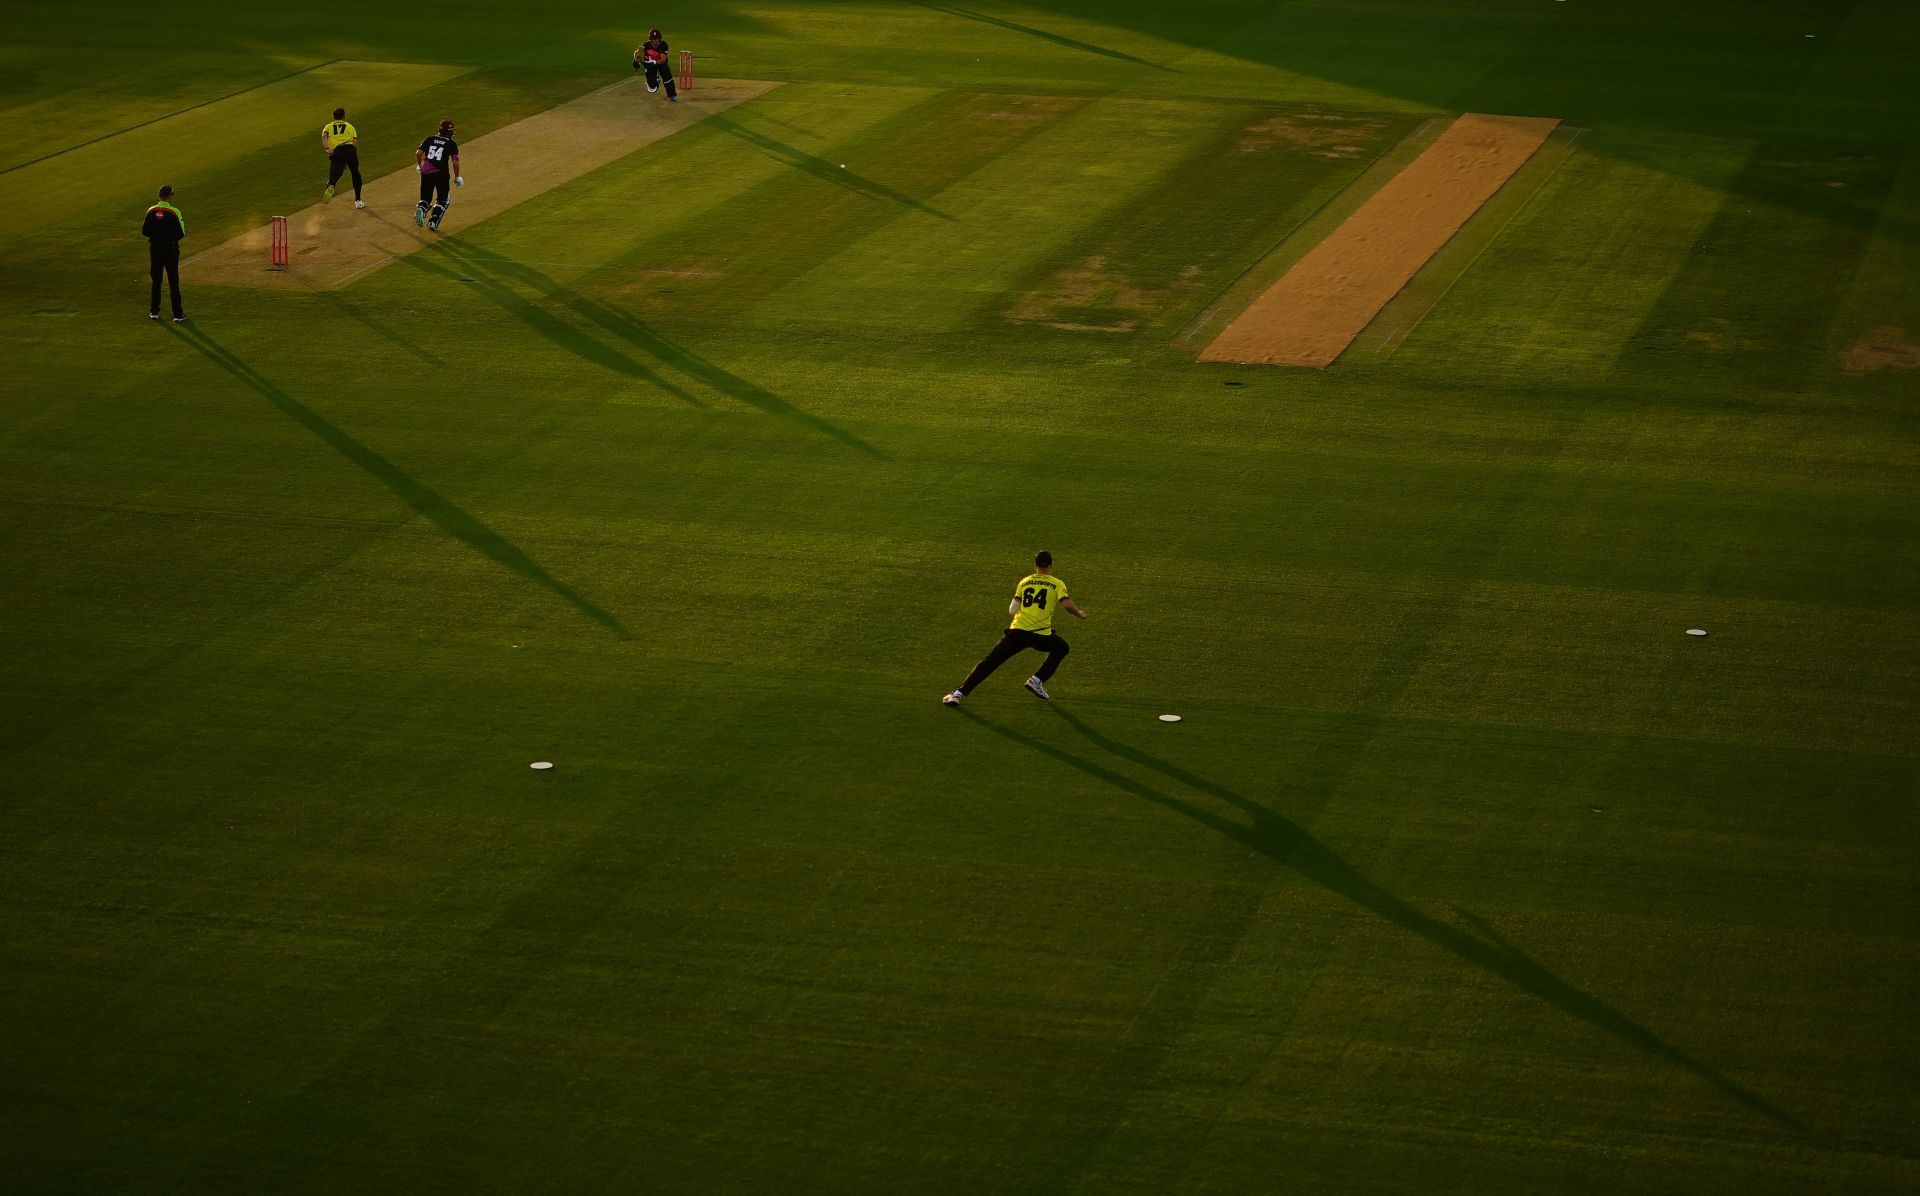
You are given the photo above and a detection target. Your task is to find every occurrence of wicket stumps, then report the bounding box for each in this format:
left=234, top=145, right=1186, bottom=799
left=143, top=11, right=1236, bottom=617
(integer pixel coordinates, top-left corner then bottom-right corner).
left=270, top=216, right=289, bottom=268
left=678, top=50, right=694, bottom=93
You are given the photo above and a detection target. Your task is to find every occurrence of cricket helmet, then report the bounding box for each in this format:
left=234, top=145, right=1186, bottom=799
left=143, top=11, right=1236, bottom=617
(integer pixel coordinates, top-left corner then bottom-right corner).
left=438, top=119, right=456, bottom=136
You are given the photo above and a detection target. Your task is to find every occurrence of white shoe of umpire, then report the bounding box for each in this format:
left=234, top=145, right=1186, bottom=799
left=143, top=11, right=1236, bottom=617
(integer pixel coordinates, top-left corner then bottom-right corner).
left=1024, top=676, right=1051, bottom=700
left=942, top=690, right=962, bottom=706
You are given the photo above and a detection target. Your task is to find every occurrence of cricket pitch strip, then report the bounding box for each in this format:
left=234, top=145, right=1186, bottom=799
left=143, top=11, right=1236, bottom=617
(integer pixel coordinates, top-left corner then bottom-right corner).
left=188, top=77, right=779, bottom=291
left=1201, top=113, right=1561, bottom=368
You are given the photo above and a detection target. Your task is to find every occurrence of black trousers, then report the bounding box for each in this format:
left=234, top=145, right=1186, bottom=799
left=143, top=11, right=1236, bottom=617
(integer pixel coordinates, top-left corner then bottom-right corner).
left=327, top=145, right=363, bottom=198
left=959, top=629, right=1069, bottom=695
left=644, top=58, right=678, bottom=98
left=148, top=245, right=183, bottom=317
left=418, top=171, right=450, bottom=217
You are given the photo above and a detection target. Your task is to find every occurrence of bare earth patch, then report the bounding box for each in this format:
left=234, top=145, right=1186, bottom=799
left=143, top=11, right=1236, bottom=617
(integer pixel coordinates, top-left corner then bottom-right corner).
left=1201, top=113, right=1560, bottom=368
left=1237, top=112, right=1387, bottom=159
left=1842, top=325, right=1920, bottom=371
left=1010, top=257, right=1208, bottom=332
left=1684, top=318, right=1758, bottom=352
left=1008, top=255, right=1149, bottom=330
left=187, top=77, right=777, bottom=290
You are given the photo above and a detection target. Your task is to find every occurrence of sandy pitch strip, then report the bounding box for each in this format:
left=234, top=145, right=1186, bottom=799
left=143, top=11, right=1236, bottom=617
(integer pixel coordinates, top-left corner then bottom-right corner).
left=188, top=77, right=778, bottom=290
left=1201, top=113, right=1561, bottom=368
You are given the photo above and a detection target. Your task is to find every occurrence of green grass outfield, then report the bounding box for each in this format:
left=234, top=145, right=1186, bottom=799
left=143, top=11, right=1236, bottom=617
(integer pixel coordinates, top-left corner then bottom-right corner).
left=3, top=1, right=1917, bottom=1190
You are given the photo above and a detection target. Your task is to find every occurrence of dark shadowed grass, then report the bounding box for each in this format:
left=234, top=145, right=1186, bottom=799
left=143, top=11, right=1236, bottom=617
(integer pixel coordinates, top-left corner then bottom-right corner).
left=961, top=703, right=1805, bottom=1133
left=906, top=0, right=1176, bottom=71
left=1620, top=141, right=1902, bottom=386
left=171, top=323, right=630, bottom=636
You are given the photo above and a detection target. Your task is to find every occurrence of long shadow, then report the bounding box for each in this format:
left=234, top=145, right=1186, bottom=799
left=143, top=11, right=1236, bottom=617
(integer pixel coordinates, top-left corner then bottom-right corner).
left=751, top=112, right=824, bottom=141
left=909, top=0, right=1174, bottom=72
left=311, top=287, right=443, bottom=367
left=706, top=115, right=955, bottom=222
left=399, top=251, right=705, bottom=407
left=954, top=704, right=1805, bottom=1133
left=432, top=239, right=885, bottom=458
left=170, top=324, right=630, bottom=638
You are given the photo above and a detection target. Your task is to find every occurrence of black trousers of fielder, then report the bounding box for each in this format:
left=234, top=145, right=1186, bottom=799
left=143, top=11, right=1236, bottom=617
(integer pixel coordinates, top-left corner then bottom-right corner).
left=958, top=629, right=1069, bottom=696
left=149, top=245, right=183, bottom=318
left=327, top=145, right=363, bottom=199
left=644, top=59, right=678, bottom=98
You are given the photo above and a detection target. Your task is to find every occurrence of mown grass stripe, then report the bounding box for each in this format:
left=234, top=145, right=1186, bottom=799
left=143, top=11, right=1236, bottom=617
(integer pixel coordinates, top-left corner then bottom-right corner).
left=757, top=96, right=1236, bottom=333
left=0, top=59, right=341, bottom=177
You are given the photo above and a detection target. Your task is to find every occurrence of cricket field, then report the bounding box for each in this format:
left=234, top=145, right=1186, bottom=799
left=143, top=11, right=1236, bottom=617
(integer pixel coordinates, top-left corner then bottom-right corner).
left=2, top=1, right=1916, bottom=1191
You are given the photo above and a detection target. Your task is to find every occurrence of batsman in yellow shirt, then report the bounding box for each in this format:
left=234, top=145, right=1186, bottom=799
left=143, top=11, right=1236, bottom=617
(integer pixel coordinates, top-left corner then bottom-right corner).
left=944, top=550, right=1087, bottom=705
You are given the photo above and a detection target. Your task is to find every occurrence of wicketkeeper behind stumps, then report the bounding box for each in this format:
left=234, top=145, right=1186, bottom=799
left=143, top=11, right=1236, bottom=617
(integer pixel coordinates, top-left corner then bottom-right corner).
left=634, top=28, right=679, bottom=101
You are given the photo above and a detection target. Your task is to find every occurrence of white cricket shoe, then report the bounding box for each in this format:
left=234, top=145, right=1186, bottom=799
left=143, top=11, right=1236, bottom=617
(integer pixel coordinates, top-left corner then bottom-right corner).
left=1024, top=676, right=1050, bottom=700
left=354, top=200, right=366, bottom=209
left=942, top=691, right=962, bottom=706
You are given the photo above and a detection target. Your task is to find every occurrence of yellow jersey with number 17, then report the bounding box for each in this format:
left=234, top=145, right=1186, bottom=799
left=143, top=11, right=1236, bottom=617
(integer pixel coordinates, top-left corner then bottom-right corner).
left=1009, top=573, right=1068, bottom=634
left=321, top=119, right=358, bottom=144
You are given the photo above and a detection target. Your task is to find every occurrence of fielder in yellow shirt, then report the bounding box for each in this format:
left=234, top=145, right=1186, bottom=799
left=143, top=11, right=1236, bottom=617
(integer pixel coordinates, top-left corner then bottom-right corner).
left=320, top=107, right=364, bottom=207
left=944, top=550, right=1087, bottom=705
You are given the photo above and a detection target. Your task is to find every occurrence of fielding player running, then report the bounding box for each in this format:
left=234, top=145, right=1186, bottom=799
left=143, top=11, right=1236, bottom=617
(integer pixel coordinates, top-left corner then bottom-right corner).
left=414, top=120, right=463, bottom=232
left=320, top=107, right=365, bottom=208
left=944, top=551, right=1087, bottom=706
left=633, top=29, right=679, bottom=101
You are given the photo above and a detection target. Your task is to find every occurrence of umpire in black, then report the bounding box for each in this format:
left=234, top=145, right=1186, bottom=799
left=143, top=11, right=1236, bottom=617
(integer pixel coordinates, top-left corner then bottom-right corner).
left=142, top=185, right=186, bottom=322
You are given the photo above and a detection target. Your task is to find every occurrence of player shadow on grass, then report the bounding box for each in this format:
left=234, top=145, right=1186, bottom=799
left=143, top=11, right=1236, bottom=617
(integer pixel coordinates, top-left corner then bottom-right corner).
left=705, top=116, right=956, bottom=222
left=402, top=252, right=706, bottom=405
left=426, top=239, right=885, bottom=458
left=313, top=287, right=443, bottom=367
left=169, top=324, right=631, bottom=639
left=907, top=1, right=1176, bottom=72
left=955, top=704, right=1807, bottom=1134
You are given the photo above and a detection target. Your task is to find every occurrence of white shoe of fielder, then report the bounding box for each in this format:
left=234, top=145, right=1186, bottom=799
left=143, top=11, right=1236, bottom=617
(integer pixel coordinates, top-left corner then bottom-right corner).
left=1024, top=676, right=1050, bottom=700
left=942, top=691, right=962, bottom=706
left=354, top=200, right=365, bottom=209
